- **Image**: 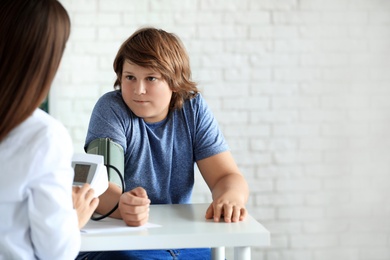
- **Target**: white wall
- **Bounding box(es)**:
[55,0,390,259]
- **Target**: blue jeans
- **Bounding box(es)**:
[76,248,211,260]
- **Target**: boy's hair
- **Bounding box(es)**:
[0,0,70,142]
[113,27,199,110]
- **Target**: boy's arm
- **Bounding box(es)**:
[96,183,150,226]
[95,182,123,219]
[197,151,249,223]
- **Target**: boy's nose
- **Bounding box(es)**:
[134,81,146,95]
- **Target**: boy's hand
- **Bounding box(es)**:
[119,187,151,226]
[205,193,247,223]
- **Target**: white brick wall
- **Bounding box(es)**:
[54,0,390,259]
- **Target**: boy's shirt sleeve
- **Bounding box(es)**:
[85,91,129,152]
[191,94,229,161]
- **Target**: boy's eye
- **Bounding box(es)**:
[125,75,135,80]
[147,77,156,81]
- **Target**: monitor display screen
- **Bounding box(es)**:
[73,164,91,183]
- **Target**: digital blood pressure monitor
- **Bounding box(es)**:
[72,153,108,197]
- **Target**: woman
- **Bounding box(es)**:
[0,1,98,259]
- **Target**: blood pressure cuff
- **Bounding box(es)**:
[86,138,124,188]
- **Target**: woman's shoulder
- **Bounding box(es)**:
[3,109,72,156]
[32,109,72,145]
[31,109,69,137]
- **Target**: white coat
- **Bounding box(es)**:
[0,109,80,259]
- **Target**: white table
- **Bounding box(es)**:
[81,203,270,260]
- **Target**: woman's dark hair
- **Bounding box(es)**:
[0,0,71,141]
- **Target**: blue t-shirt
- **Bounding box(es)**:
[85,90,228,204]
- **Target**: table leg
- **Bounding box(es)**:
[211,247,225,260]
[234,246,251,260]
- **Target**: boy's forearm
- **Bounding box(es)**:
[95,182,123,219]
[211,173,249,203]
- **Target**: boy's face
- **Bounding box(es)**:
[121,61,173,123]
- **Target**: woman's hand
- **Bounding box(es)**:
[72,184,99,229]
